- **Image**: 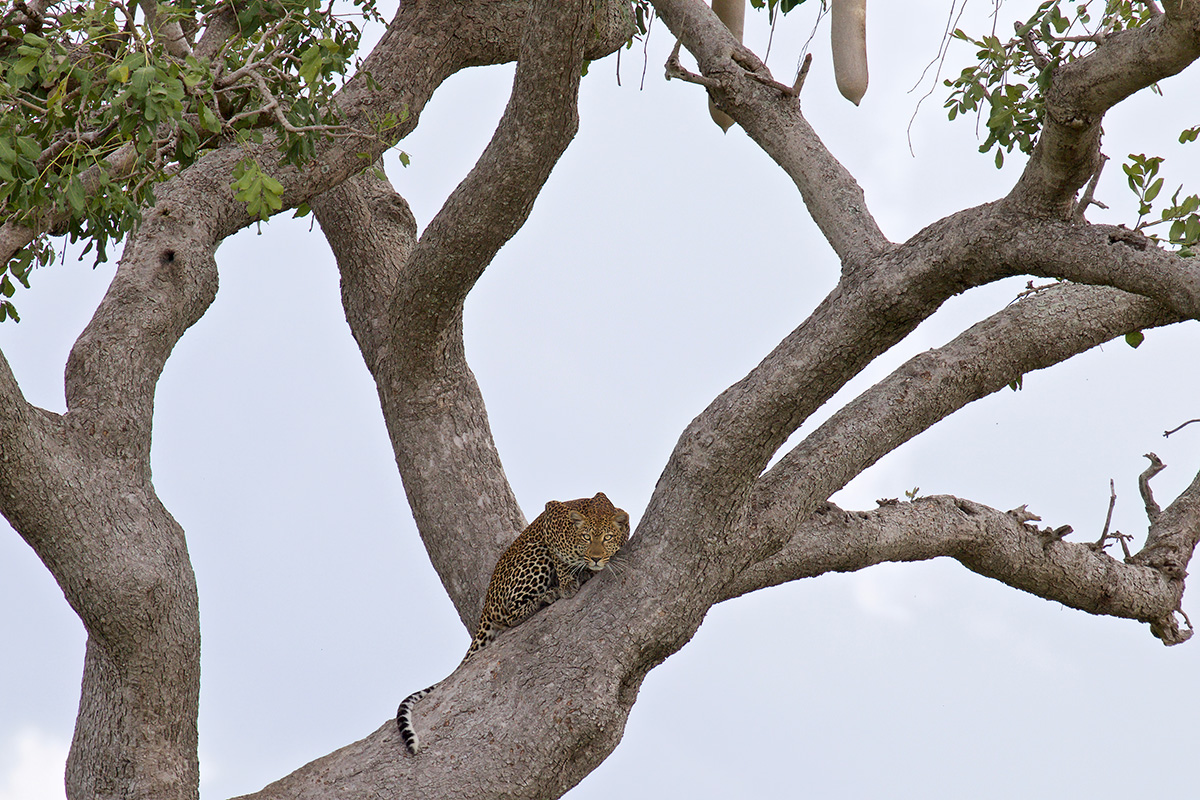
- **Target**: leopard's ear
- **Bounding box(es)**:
[569,510,586,528]
[615,511,630,529]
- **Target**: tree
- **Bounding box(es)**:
[2,0,1200,798]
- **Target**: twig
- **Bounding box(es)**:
[1040,524,1074,547]
[1139,452,1166,524]
[1008,278,1060,305]
[1017,22,1050,70]
[1164,419,1200,437]
[1007,504,1040,524]
[1073,153,1109,220]
[639,11,653,91]
[664,40,801,98]
[1048,32,1107,44]
[1089,479,1133,557]
[1101,479,1117,540]
[664,40,719,89]
[794,52,812,95]
[744,68,800,97]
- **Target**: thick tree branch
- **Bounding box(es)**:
[194,4,238,61]
[1131,462,1200,582]
[137,0,193,59]
[725,497,1188,643]
[311,168,526,630]
[0,4,631,800]
[3,348,203,800]
[388,0,597,380]
[1007,0,1200,215]
[652,0,890,264]
[752,282,1179,543]
[227,7,645,793]
[992,220,1200,320]
[318,0,613,627]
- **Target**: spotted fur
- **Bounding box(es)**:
[396,492,630,755]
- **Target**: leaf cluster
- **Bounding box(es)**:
[943,0,1157,168]
[0,0,381,321]
[1124,151,1200,256]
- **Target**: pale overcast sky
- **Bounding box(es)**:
[3,2,1200,798]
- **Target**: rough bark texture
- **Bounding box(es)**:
[2,0,1200,799]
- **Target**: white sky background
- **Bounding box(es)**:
[3,1,1200,798]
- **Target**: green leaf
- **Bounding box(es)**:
[64,178,86,215]
[995,148,1004,169]
[16,136,41,161]
[199,104,221,133]
[0,137,15,164]
[13,55,39,76]
[131,65,155,97]
[1186,216,1200,243]
[0,276,14,298]
[260,173,284,196]
[1144,177,1164,202]
[1125,330,1144,349]
[298,44,323,86]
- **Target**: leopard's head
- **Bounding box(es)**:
[546,492,630,572]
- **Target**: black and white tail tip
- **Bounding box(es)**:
[397,686,433,755]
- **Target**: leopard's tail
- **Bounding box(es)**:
[397,684,436,755]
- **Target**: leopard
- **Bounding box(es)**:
[396,491,630,755]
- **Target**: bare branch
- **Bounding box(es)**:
[318,0,628,624]
[664,40,720,88]
[311,166,525,629]
[387,0,601,381]
[1140,452,1168,523]
[991,217,1200,321]
[1072,153,1109,220]
[1099,479,1119,542]
[1165,418,1200,437]
[1130,460,1200,576]
[751,282,1179,540]
[651,0,890,263]
[725,497,1187,643]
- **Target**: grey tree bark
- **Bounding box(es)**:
[2,0,1199,799]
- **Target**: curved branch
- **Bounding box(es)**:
[311,168,525,630]
[1131,465,1200,582]
[752,282,1180,535]
[726,496,1188,642]
[388,1,597,376]
[994,220,1200,320]
[315,0,625,625]
[1007,0,1200,215]
[652,0,890,264]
